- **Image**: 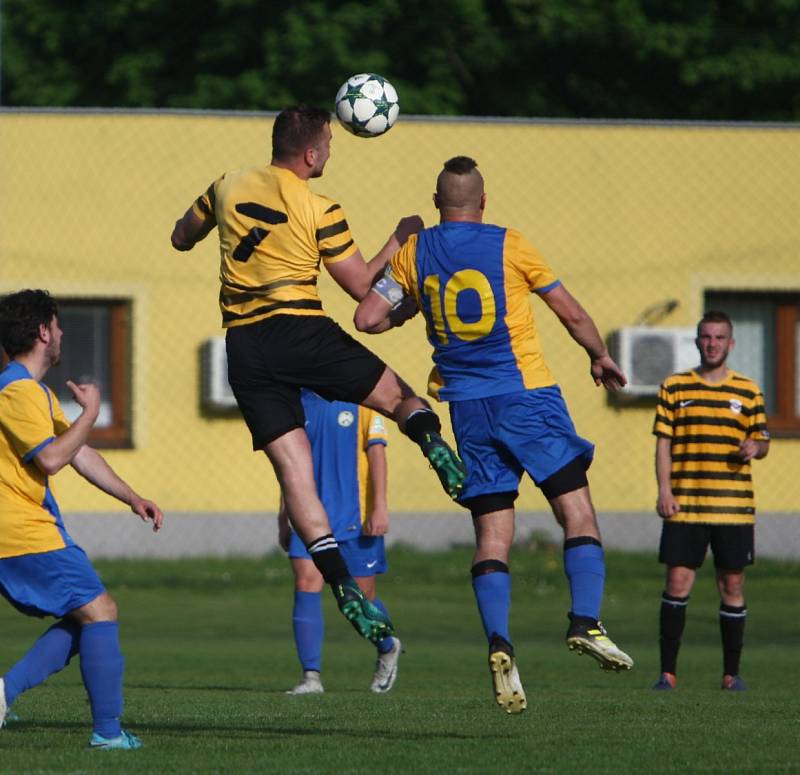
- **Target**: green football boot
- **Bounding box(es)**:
[334,578,394,644]
[421,432,466,500]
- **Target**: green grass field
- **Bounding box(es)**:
[1,542,799,774]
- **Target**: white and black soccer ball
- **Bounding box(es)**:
[335,73,399,138]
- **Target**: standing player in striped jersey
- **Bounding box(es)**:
[171,106,464,651]
[355,156,634,715]
[652,311,769,692]
[278,390,401,695]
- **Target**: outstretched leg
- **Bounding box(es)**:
[361,367,465,500]
[266,429,392,644]
[549,479,633,672]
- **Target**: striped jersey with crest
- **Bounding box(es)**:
[653,369,769,525]
[191,165,359,328]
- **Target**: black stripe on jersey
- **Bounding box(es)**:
[672,452,740,463]
[222,299,323,322]
[324,203,341,214]
[672,415,747,431]
[657,398,758,418]
[316,220,349,241]
[222,278,317,293]
[671,433,744,446]
[672,487,754,499]
[320,239,354,258]
[678,504,755,515]
[235,202,289,225]
[196,191,213,216]
[221,278,317,298]
[663,381,757,400]
[671,470,751,481]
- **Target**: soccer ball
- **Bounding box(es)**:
[335,73,399,138]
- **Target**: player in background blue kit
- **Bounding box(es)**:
[278,390,401,694]
[356,157,633,714]
[0,290,164,749]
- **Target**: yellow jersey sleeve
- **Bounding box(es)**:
[0,380,59,462]
[317,202,358,266]
[508,230,558,292]
[365,409,388,448]
[653,380,675,437]
[388,235,420,301]
[191,178,219,226]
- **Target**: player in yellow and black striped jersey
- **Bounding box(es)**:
[171,106,465,651]
[652,311,769,693]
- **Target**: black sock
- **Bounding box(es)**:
[660,592,689,674]
[306,534,350,585]
[403,409,441,447]
[720,602,746,676]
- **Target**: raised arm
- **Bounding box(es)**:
[34,381,100,476]
[326,215,423,301]
[539,284,627,391]
[171,206,217,252]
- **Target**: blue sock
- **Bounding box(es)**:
[293,591,324,672]
[79,622,124,739]
[372,598,394,654]
[3,619,81,706]
[564,538,605,620]
[471,561,512,644]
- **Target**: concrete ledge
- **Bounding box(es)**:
[61,511,800,561]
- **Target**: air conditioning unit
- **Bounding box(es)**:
[200,337,238,410]
[608,327,697,397]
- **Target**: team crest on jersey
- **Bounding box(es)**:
[729,399,743,414]
[338,410,355,427]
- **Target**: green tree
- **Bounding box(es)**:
[2,0,800,120]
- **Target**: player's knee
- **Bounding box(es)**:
[75,592,118,624]
[540,457,589,501]
[463,492,517,519]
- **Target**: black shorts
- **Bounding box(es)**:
[658,521,755,570]
[225,315,386,449]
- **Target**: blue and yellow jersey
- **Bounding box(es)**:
[389,222,560,401]
[653,369,770,525]
[301,390,387,541]
[0,361,74,558]
[192,165,359,328]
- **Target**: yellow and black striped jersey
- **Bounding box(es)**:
[191,165,359,328]
[653,369,769,525]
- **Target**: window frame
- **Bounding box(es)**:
[706,290,800,437]
[54,298,133,449]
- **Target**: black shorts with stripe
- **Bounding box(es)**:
[658,521,754,570]
[225,315,386,449]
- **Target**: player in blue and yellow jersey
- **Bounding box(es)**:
[356,156,633,714]
[171,106,463,650]
[652,311,769,693]
[278,390,401,695]
[0,289,163,749]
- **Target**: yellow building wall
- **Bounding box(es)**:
[1,112,798,513]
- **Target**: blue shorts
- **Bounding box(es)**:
[450,385,595,502]
[288,532,388,576]
[0,545,106,618]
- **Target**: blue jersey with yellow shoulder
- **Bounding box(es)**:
[0,361,75,559]
[389,222,560,401]
[301,389,387,541]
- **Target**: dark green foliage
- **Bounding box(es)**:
[2,0,800,119]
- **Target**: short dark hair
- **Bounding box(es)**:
[442,156,479,175]
[698,309,733,336]
[272,105,331,161]
[0,289,59,358]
